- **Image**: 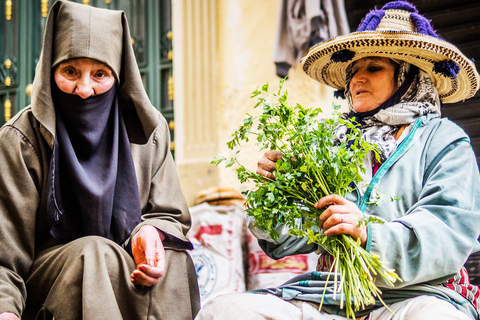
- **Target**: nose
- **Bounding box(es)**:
[351,69,367,84]
[74,75,95,99]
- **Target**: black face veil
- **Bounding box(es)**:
[46,80,141,244]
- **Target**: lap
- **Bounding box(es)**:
[196,292,345,320]
[24,236,140,319]
[196,292,472,320]
[24,236,200,320]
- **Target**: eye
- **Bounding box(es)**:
[94,69,113,80]
[64,67,76,76]
[368,66,382,72]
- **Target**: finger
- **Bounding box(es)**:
[257,156,277,173]
[256,167,275,180]
[265,150,282,162]
[317,194,350,228]
[133,268,161,286]
[130,267,162,287]
[323,220,352,237]
[320,212,344,233]
[131,271,157,287]
[319,204,350,222]
[319,202,358,235]
[323,211,359,234]
[138,264,164,278]
[315,194,346,210]
[323,218,365,242]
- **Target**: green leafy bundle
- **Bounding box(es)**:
[212,79,401,319]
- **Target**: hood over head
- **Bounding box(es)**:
[31,0,160,147]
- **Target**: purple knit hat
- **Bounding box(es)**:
[301,1,479,103]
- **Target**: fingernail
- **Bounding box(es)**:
[149,259,155,267]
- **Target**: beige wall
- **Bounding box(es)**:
[173,0,343,206]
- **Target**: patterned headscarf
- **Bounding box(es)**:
[336,59,441,163]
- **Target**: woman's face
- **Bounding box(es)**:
[54,58,116,99]
[349,57,397,113]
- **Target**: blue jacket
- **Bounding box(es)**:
[248,115,480,318]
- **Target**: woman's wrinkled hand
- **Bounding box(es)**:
[130,225,166,287]
[256,150,282,180]
[315,194,367,247]
[0,312,20,320]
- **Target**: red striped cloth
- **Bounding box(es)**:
[443,267,480,313]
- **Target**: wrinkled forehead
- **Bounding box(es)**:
[55,58,112,70]
[52,2,123,79]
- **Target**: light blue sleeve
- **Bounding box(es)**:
[246,213,319,259]
[369,137,480,288]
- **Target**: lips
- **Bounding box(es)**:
[354,89,369,96]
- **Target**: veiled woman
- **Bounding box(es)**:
[0,1,199,319]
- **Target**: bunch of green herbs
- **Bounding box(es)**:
[212,79,401,319]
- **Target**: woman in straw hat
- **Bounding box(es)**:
[196,1,480,319]
[0,1,200,319]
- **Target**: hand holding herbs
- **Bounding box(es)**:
[212,79,401,319]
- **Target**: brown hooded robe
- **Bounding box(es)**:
[0,1,200,319]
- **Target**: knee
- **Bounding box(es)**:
[61,236,133,268]
[65,235,117,253]
[392,296,471,320]
[196,293,249,319]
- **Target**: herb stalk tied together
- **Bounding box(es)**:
[212,79,401,319]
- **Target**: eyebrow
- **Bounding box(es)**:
[59,60,109,69]
[352,58,392,69]
[364,57,392,64]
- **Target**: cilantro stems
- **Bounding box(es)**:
[212,79,401,319]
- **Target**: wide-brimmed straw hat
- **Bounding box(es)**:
[301,1,480,104]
